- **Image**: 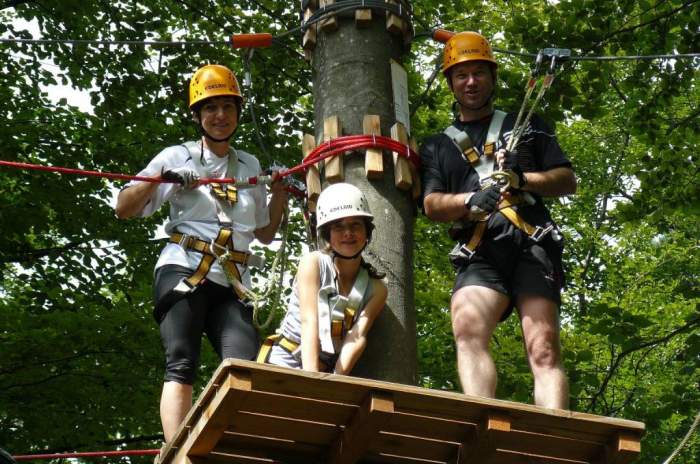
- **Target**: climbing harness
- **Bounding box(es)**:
[256,263,369,370]
[444,47,571,267]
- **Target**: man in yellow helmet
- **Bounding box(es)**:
[115,64,287,441]
[420,32,576,409]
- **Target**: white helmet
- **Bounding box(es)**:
[316,183,373,228]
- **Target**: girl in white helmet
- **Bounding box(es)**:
[259,183,387,374]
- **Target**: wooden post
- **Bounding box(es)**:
[319,0,337,31]
[303,133,321,211]
[409,138,421,200]
[385,0,406,35]
[323,115,343,183]
[356,7,372,28]
[390,122,413,190]
[302,7,317,60]
[363,114,384,180]
[311,2,416,384]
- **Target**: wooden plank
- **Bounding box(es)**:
[390,122,413,190]
[330,391,395,464]
[302,8,317,52]
[227,411,339,445]
[496,427,602,462]
[159,362,237,464]
[373,431,459,462]
[323,115,343,183]
[460,411,511,464]
[409,138,421,200]
[236,389,357,425]
[319,0,338,32]
[386,411,476,444]
[355,8,372,27]
[302,133,321,211]
[494,449,589,464]
[363,114,384,180]
[216,433,322,462]
[385,0,405,35]
[179,369,252,457]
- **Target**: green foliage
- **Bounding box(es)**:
[1,1,698,463]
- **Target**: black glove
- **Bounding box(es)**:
[161,167,200,189]
[466,185,501,216]
[501,149,527,189]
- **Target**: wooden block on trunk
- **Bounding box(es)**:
[390,122,412,190]
[302,133,320,211]
[302,8,317,52]
[355,8,372,27]
[363,115,383,180]
[319,0,338,32]
[385,0,406,35]
[409,138,421,199]
[323,115,343,183]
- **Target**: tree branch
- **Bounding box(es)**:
[598,0,700,46]
[666,106,700,135]
[587,317,700,412]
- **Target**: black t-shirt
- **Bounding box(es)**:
[420,112,572,240]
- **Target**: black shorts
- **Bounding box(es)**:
[154,265,259,384]
[453,236,564,321]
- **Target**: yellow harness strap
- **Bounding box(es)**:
[256,333,333,372]
[257,334,299,363]
[210,182,238,205]
[460,194,549,257]
[460,221,488,256]
[498,197,538,236]
[169,230,247,298]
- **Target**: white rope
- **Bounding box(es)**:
[661,409,700,464]
[249,205,291,330]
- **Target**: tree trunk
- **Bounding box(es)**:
[311,4,416,384]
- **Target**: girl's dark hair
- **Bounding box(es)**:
[361,259,386,280]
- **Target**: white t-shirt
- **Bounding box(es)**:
[128,141,270,288]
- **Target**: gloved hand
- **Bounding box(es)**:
[466,185,501,216]
[161,167,200,189]
[499,148,527,189]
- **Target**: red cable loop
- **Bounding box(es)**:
[0,135,418,198]
[13,449,160,461]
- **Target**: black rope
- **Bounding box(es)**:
[3,35,696,62]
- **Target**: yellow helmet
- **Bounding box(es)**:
[442,31,497,75]
[188,64,243,110]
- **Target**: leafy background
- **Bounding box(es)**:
[0,1,698,462]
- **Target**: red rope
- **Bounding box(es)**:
[0,135,419,193]
[12,449,160,461]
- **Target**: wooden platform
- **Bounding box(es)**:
[157,359,644,464]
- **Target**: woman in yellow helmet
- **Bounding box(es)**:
[115,64,287,442]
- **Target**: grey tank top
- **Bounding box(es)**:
[278,252,374,354]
